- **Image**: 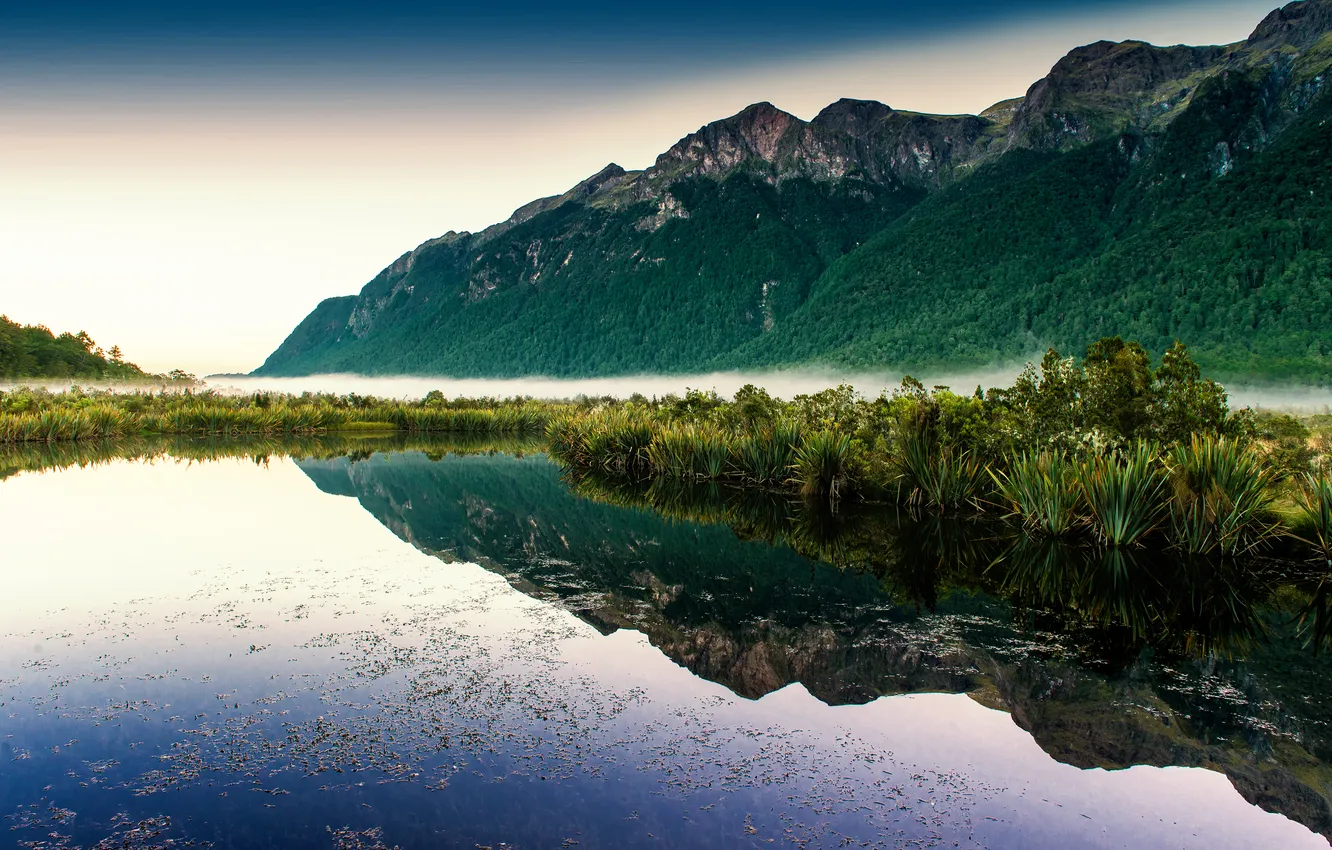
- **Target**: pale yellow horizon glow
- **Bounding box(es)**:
[0,0,1278,375]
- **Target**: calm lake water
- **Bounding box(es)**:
[2,438,1330,848]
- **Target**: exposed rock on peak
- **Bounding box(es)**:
[1005,39,1230,149]
[810,98,897,132]
[571,162,630,198]
[477,162,636,242]
[1044,40,1226,99]
[1248,0,1332,48]
[979,97,1024,126]
[653,101,805,178]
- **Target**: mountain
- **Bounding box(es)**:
[257,0,1332,381]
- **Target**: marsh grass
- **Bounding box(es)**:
[0,393,552,443]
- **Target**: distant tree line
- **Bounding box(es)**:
[0,315,155,380]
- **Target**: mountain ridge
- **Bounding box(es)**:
[256,0,1332,381]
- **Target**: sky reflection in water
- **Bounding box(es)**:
[0,453,1326,849]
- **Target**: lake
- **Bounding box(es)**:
[1,436,1329,848]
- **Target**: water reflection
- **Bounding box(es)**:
[296,445,1332,838]
[2,436,1331,846]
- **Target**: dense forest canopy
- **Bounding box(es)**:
[0,315,164,380]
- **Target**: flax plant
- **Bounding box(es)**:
[791,429,851,501]
[1075,442,1168,547]
[990,452,1082,537]
[1166,435,1280,557]
[895,435,987,513]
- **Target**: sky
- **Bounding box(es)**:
[0,0,1287,375]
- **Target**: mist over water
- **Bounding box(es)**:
[206,367,1031,402]
[212,370,1332,412]
[6,369,1329,412]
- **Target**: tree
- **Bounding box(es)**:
[1081,337,1152,439]
[1150,341,1229,444]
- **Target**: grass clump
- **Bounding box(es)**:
[733,422,801,486]
[1292,473,1332,564]
[895,436,987,514]
[1166,435,1280,557]
[792,430,851,500]
[1076,442,1168,548]
[991,452,1081,537]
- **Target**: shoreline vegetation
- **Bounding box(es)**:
[0,315,198,384]
[4,337,1332,565]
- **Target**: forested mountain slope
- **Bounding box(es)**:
[257,0,1332,381]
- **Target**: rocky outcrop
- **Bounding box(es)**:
[1248,0,1332,49]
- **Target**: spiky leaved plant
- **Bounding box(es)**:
[1075,442,1168,547]
[1166,435,1279,557]
[990,452,1082,537]
[1294,473,1332,566]
[895,435,987,514]
[733,421,801,486]
[792,429,851,502]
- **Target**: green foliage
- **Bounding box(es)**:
[1294,473,1332,563]
[0,315,156,381]
[733,422,801,486]
[991,452,1082,537]
[893,435,988,513]
[791,430,851,500]
[1166,435,1281,557]
[1076,443,1169,547]
[992,338,1234,451]
[0,388,556,443]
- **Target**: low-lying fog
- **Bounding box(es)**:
[207,368,1022,403]
[6,369,1330,413]
[215,370,1332,413]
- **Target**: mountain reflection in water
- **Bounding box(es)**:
[2,435,1330,848]
[297,445,1332,838]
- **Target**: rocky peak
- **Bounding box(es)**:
[1052,41,1225,96]
[1248,0,1332,49]
[810,98,897,134]
[569,163,629,199]
[652,101,806,177]
[1004,39,1229,149]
